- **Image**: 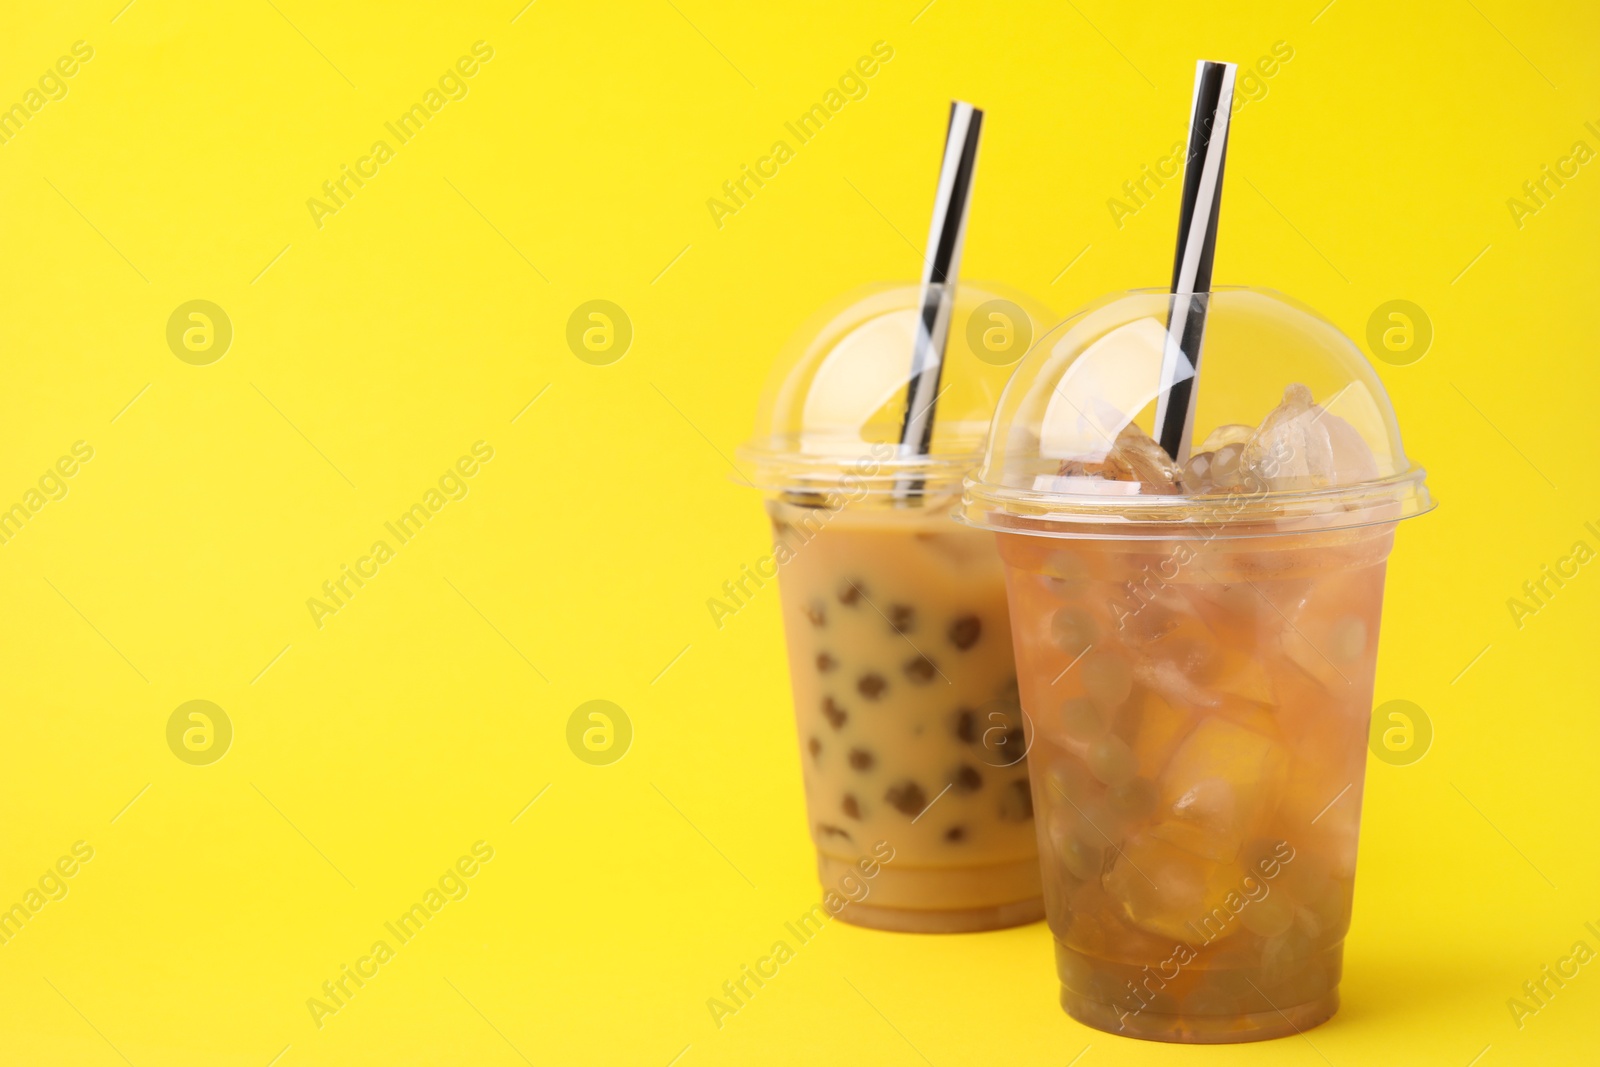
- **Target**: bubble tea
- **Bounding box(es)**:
[741,283,1055,932]
[962,289,1433,1039]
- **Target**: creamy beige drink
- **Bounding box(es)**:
[769,495,1040,931]
[740,279,1054,933]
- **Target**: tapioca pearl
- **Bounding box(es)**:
[1107,777,1158,820]
[841,794,862,820]
[889,604,916,634]
[884,780,927,816]
[816,823,853,841]
[1045,763,1093,807]
[1259,928,1314,986]
[1292,903,1327,944]
[807,737,822,762]
[1276,845,1333,902]
[1329,616,1367,661]
[857,673,887,700]
[1060,697,1108,741]
[1082,651,1133,712]
[952,707,978,744]
[902,655,937,684]
[848,747,875,771]
[1086,735,1136,787]
[944,825,967,843]
[948,614,981,650]
[816,652,837,673]
[998,779,1033,821]
[1239,837,1294,882]
[1296,881,1353,946]
[1238,889,1296,937]
[1058,832,1105,881]
[837,578,866,605]
[822,697,848,730]
[950,764,983,794]
[1050,606,1097,655]
[805,601,827,627]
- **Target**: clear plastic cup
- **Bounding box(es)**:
[961,288,1433,1039]
[741,282,1056,932]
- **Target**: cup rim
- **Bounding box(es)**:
[959,465,1435,540]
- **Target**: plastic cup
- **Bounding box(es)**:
[741,282,1056,932]
[961,288,1433,1039]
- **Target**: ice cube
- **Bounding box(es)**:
[1208,648,1277,706]
[1275,586,1371,691]
[1179,586,1257,650]
[1242,384,1380,491]
[1119,605,1234,716]
[1103,833,1245,942]
[1135,659,1222,709]
[1117,590,1218,667]
[1181,450,1215,491]
[1210,695,1279,738]
[1120,689,1195,779]
[1180,425,1254,494]
[1048,810,1106,881]
[1198,423,1255,452]
[1280,629,1346,689]
[1180,441,1248,494]
[1086,735,1137,787]
[1107,777,1160,821]
[1150,717,1288,862]
[1058,422,1180,495]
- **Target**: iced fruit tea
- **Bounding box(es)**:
[1000,522,1390,1041]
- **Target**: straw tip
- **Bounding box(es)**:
[951,99,984,117]
[1196,58,1239,75]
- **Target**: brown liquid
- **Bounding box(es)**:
[769,497,1042,932]
[998,525,1391,1040]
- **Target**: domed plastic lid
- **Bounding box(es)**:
[962,287,1434,538]
[740,282,1056,495]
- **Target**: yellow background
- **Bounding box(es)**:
[0,0,1595,1063]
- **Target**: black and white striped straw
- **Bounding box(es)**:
[1155,60,1237,465]
[895,100,983,499]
